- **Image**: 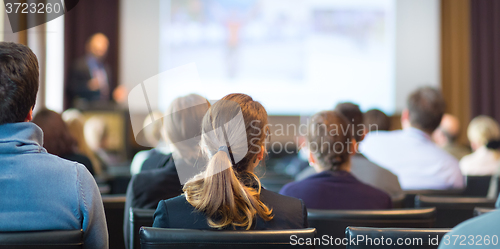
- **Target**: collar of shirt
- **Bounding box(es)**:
[403,127,432,142]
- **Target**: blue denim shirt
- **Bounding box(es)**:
[0,122,108,249]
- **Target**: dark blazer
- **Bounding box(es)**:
[67,56,112,104]
[123,153,182,249]
[62,153,95,175]
[153,187,308,230]
[280,170,392,210]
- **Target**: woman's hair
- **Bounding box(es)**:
[32,109,76,157]
[307,110,353,171]
[467,115,500,148]
[183,93,273,230]
[62,109,102,175]
[162,94,211,162]
[84,116,108,151]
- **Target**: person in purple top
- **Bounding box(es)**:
[280,110,392,210]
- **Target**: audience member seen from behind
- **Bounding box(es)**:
[123,94,209,248]
[129,111,169,175]
[295,103,403,199]
[153,93,308,230]
[32,109,95,175]
[84,116,118,168]
[0,42,107,248]
[432,114,471,160]
[438,193,500,249]
[336,103,403,200]
[280,110,392,210]
[361,87,464,190]
[459,116,500,176]
[364,109,391,132]
[63,109,103,176]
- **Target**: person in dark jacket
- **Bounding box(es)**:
[123,94,209,249]
[280,110,392,210]
[152,94,308,231]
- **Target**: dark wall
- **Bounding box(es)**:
[470,0,500,121]
[64,0,120,109]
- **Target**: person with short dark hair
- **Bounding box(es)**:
[335,103,404,199]
[361,87,464,190]
[0,42,107,249]
[364,109,391,132]
[280,110,392,210]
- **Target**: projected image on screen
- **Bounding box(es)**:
[159,0,395,115]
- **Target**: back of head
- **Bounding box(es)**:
[32,109,75,156]
[307,110,353,171]
[364,109,390,132]
[163,94,210,160]
[334,102,364,141]
[183,93,272,230]
[0,42,39,125]
[407,87,446,133]
[436,114,461,144]
[84,116,107,151]
[63,109,102,175]
[467,115,500,149]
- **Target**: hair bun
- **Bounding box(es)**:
[486,139,500,150]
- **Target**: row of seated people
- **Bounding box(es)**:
[1,42,499,249]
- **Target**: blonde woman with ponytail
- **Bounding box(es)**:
[153,93,308,230]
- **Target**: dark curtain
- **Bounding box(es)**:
[64,0,120,109]
[470,0,500,121]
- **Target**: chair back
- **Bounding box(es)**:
[414,195,496,228]
[462,176,492,197]
[345,227,450,249]
[473,207,496,216]
[129,208,155,249]
[392,194,406,209]
[402,189,464,208]
[308,208,436,248]
[139,227,316,249]
[102,194,126,249]
[0,230,83,249]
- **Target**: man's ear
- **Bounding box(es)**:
[24,107,33,122]
[401,109,410,129]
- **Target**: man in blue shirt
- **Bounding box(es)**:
[0,42,108,249]
[361,87,464,190]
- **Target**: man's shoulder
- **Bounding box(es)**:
[440,211,500,249]
[352,155,397,177]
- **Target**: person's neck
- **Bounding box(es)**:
[406,126,432,137]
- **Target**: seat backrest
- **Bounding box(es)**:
[130,208,155,249]
[0,230,83,249]
[307,208,436,248]
[345,227,450,249]
[414,195,496,228]
[139,227,317,249]
[392,194,406,209]
[462,176,492,197]
[473,207,496,216]
[402,189,464,208]
[102,194,126,249]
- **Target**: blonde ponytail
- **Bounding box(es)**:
[183,148,273,230]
